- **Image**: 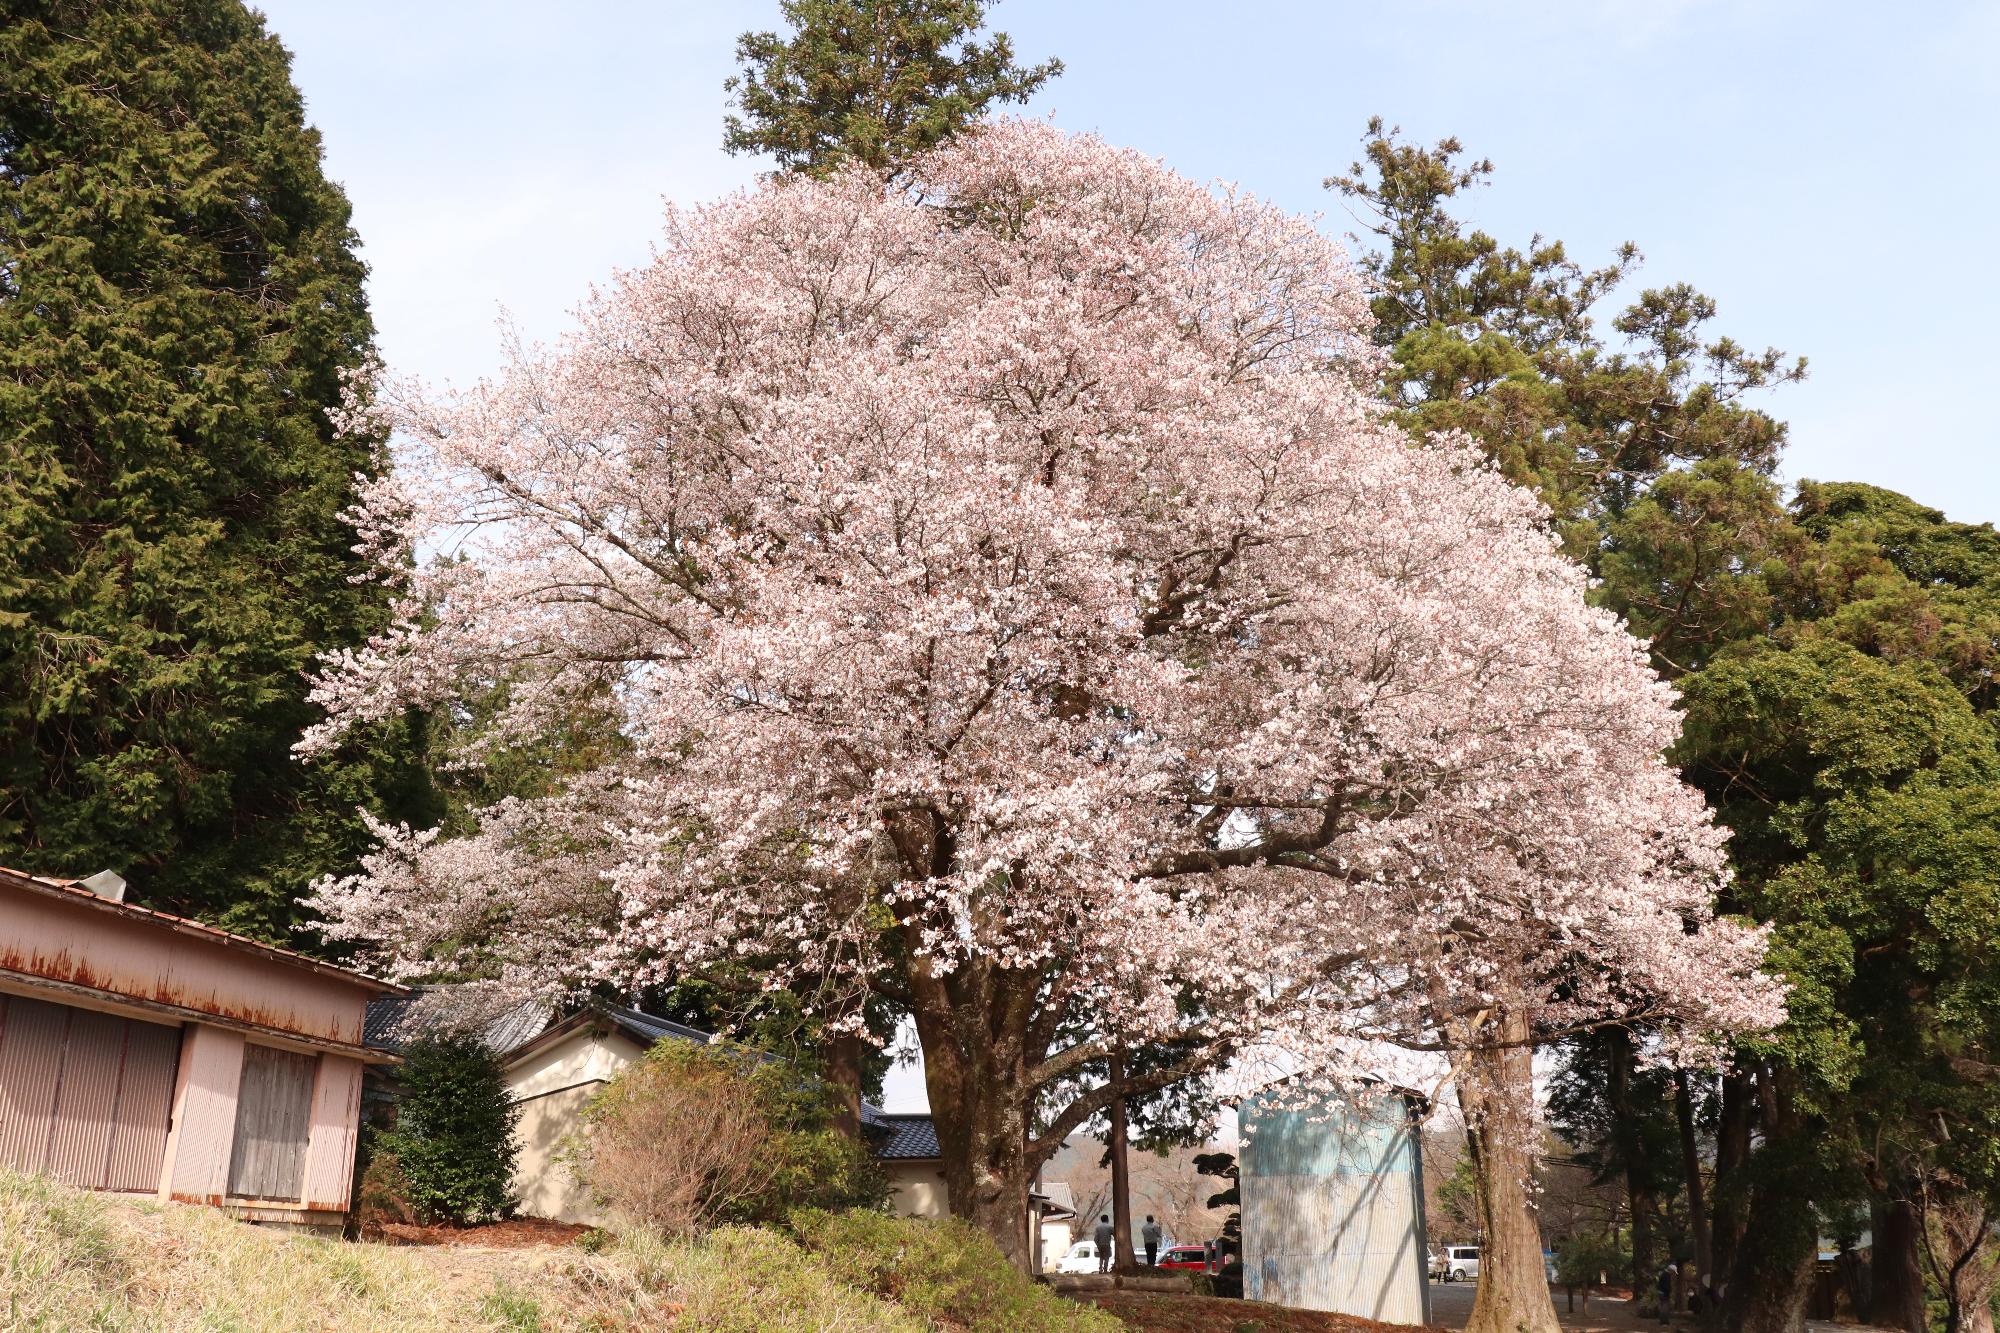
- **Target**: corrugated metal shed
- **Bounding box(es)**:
[1239,1087,1431,1325]
[0,864,397,1227]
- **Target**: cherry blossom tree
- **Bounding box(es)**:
[300,122,1781,1309]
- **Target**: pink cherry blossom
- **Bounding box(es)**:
[301,121,1781,1275]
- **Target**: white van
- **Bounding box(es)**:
[1436,1245,1480,1281]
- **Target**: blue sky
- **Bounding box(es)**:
[259,0,1998,528]
[253,0,1998,1111]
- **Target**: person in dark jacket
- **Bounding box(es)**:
[1094,1215,1115,1273]
[1656,1265,1674,1323]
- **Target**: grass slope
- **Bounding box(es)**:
[0,1171,1121,1332]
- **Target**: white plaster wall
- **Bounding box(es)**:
[884,1159,948,1219]
[505,1027,645,1223]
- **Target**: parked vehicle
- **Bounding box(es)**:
[1434,1245,1480,1281]
[1056,1240,1100,1274]
[1158,1244,1211,1271]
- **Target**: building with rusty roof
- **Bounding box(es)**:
[0,864,402,1230]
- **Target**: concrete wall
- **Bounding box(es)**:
[1240,1091,1429,1325]
[504,1025,646,1224]
[884,1159,948,1219]
[513,1081,607,1224]
[1040,1218,1074,1271]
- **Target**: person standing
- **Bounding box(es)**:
[1656,1265,1675,1323]
[1094,1214,1115,1274]
[1142,1215,1163,1267]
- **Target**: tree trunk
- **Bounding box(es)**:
[912,986,1036,1270]
[1108,1049,1137,1274]
[1458,1013,1560,1333]
[1718,1072,1817,1333]
[1608,1028,1655,1301]
[1928,1189,1998,1333]
[1710,1068,1753,1294]
[826,1030,866,1140]
[1675,1071,1713,1290]
[1870,1198,1927,1332]
[1631,1184,1656,1306]
[1723,1247,1816,1333]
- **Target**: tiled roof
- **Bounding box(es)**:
[600,1004,713,1047]
[363,987,555,1055]
[869,1112,941,1161]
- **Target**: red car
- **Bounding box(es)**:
[1158,1244,1211,1271]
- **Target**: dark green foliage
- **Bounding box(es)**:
[379,1035,520,1224]
[1328,117,1802,622]
[788,1209,1122,1332]
[1555,1231,1630,1290]
[1675,493,1999,1317]
[0,0,431,937]
[1191,1150,1239,1251]
[724,0,1059,176]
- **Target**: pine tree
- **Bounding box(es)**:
[0,0,431,938]
[1327,117,1804,603]
[724,0,1060,176]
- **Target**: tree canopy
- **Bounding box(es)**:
[0,0,430,936]
[724,0,1059,176]
[299,123,1776,1290]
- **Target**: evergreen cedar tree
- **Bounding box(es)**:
[300,122,1783,1292]
[0,0,431,937]
[724,0,1059,176]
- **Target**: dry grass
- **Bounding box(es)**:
[5,1171,1224,1333]
[0,1169,526,1332]
[0,1172,933,1332]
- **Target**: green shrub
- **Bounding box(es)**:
[378,1034,519,1224]
[789,1208,1124,1333]
[574,1041,883,1234]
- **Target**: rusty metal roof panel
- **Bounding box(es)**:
[0,866,405,994]
[0,868,398,1055]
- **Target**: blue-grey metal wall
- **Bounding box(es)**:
[1239,1088,1431,1324]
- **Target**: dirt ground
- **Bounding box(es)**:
[371,1216,595,1248]
[1428,1281,1664,1332]
[1081,1289,1433,1333]
[1425,1282,1894,1333]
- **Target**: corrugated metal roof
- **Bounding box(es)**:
[0,864,404,993]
